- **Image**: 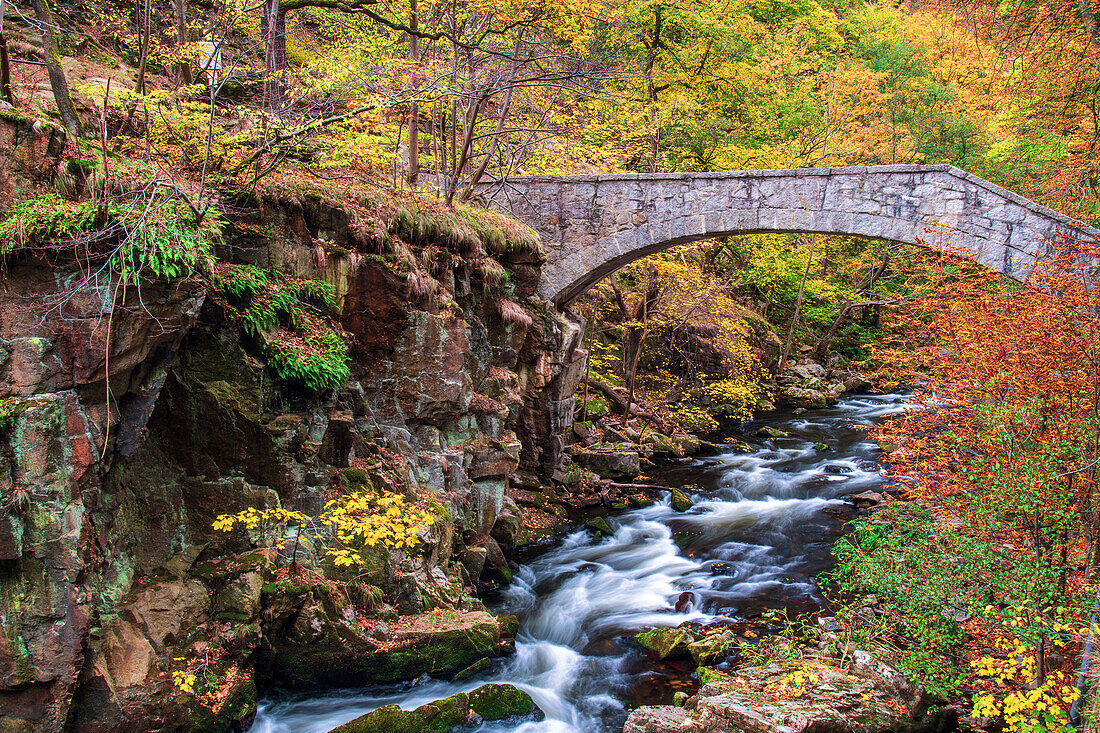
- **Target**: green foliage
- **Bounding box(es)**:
[214,264,350,393]
[112,198,220,283]
[266,331,351,392]
[0,398,24,432]
[0,194,96,254]
[0,193,217,283]
[830,505,992,695]
[218,265,269,301]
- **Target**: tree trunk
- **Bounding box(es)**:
[173,0,192,85]
[135,0,150,95]
[814,300,854,361]
[778,234,817,373]
[0,0,13,105]
[32,0,81,139]
[262,0,287,113]
[644,7,663,173]
[406,0,419,187]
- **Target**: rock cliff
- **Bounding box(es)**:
[0,117,586,731]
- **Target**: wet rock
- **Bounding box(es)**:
[265,610,508,689]
[835,370,873,393]
[755,426,787,439]
[687,631,735,665]
[635,627,694,659]
[670,489,694,512]
[451,657,491,681]
[775,385,835,409]
[585,516,613,535]
[331,683,538,732]
[468,683,537,719]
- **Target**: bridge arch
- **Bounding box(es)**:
[475,164,1098,306]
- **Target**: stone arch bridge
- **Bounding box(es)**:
[474,164,1099,306]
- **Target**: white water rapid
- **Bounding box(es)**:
[248,394,906,733]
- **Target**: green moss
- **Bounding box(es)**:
[469,684,535,720]
[339,468,371,489]
[332,694,469,733]
[635,627,693,659]
[66,158,99,176]
[697,666,732,686]
[261,581,310,597]
[585,516,613,535]
[0,397,25,432]
[670,489,694,512]
[332,684,534,733]
[452,656,491,681]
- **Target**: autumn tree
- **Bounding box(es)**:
[847,238,1100,712]
[577,246,763,432]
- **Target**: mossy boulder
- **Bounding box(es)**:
[451,656,491,681]
[585,516,613,535]
[331,684,537,733]
[673,433,702,456]
[687,631,735,665]
[644,432,682,456]
[573,449,641,479]
[468,683,536,719]
[265,610,506,689]
[670,489,694,512]
[635,626,694,659]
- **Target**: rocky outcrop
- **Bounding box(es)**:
[0,119,585,731]
[624,658,948,733]
[0,264,206,730]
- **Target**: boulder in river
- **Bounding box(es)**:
[635,626,694,659]
[670,489,694,512]
[264,610,508,689]
[331,683,540,732]
[775,385,835,408]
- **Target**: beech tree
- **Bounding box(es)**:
[30,0,81,138]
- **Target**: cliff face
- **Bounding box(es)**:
[0,118,586,731]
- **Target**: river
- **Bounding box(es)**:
[248,393,906,733]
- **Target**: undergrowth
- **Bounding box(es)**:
[0,193,218,283]
[828,504,991,696]
[215,263,349,392]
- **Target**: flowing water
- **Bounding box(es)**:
[248,393,907,733]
